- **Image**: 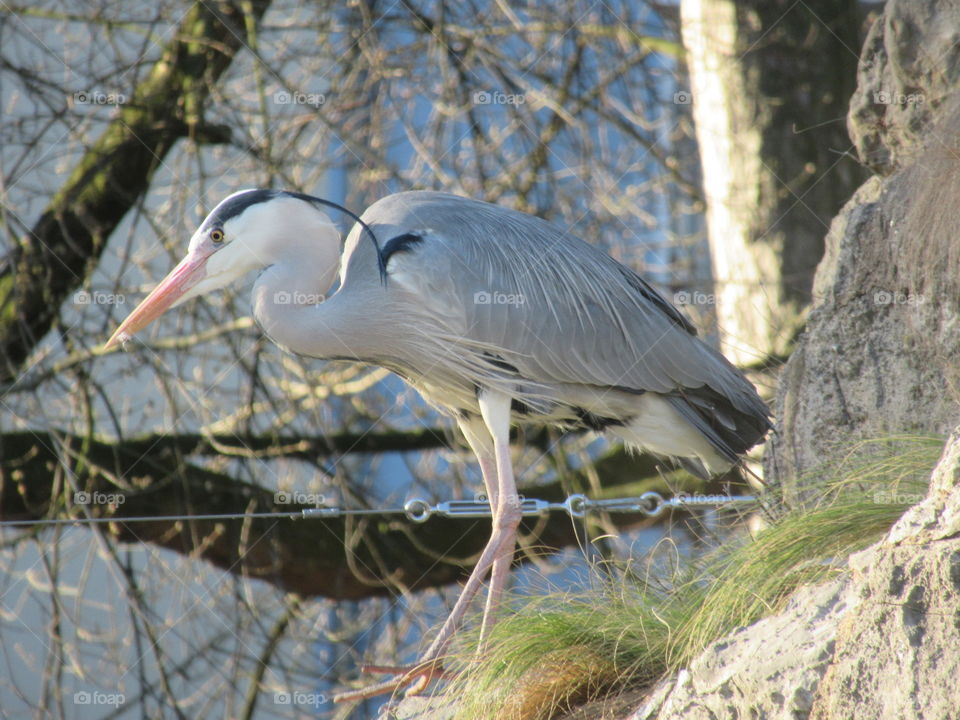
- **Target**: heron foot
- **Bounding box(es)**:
[332,658,451,703]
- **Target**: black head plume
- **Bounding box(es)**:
[283,191,387,283]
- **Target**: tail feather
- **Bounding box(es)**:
[666,386,772,465]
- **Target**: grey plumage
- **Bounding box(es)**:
[325,191,770,475]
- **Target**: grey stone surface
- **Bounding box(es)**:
[632,580,849,720]
[766,0,960,489]
[379,694,456,720]
[810,430,960,720]
[849,0,960,174]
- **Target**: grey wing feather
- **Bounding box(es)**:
[348,191,770,454]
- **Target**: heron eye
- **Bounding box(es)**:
[210,229,225,244]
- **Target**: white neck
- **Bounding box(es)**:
[251,245,378,360]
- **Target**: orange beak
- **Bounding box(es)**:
[103,250,209,350]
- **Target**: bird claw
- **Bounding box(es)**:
[332,658,451,703]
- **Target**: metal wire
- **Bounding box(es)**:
[0,492,757,528]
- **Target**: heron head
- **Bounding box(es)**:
[104,189,340,350]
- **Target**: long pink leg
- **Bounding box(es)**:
[461,414,500,510]
[418,391,518,658]
[477,391,521,647]
[334,394,517,704]
[414,415,500,662]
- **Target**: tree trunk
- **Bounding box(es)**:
[680,0,863,366]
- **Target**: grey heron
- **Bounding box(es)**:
[105,189,771,698]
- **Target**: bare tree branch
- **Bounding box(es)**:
[0,0,272,383]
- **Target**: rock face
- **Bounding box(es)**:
[632,579,848,720]
[766,0,960,488]
[636,429,960,720]
[810,435,960,720]
[848,0,960,175]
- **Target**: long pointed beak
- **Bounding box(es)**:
[104,251,209,350]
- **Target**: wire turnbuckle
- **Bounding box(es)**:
[3,492,757,528]
[302,491,757,524]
